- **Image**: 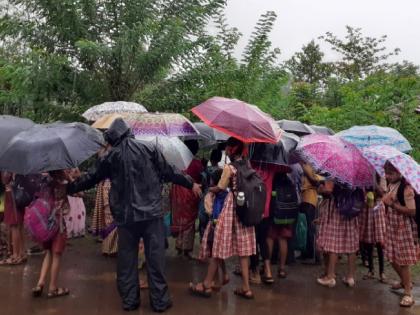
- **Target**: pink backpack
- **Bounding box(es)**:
[24,193,58,243]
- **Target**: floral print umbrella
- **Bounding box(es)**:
[83,101,148,121]
[362,145,420,194]
[292,134,374,188]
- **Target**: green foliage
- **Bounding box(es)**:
[136,11,290,119]
[286,40,332,84]
[320,26,400,81]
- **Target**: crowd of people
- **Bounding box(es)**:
[0,118,418,312]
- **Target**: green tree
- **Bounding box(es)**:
[137,11,289,118]
[285,40,332,84]
[0,0,225,120]
[320,26,400,81]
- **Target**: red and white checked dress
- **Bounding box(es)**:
[199,164,256,260]
[384,183,419,266]
[359,201,386,245]
[316,198,359,254]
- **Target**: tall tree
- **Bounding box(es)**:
[320,26,400,80]
[285,40,331,84]
[0,0,225,119]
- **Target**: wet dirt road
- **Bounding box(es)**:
[0,237,419,315]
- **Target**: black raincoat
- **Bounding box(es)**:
[68,118,193,225]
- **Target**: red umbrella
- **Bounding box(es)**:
[191,97,282,144]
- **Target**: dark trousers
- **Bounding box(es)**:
[300,202,317,260]
[250,218,270,271]
[364,242,385,274]
[117,218,170,311]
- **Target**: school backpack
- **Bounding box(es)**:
[397,183,420,238]
[24,191,58,243]
[212,191,228,221]
[231,160,266,227]
[335,187,365,219]
[271,174,299,225]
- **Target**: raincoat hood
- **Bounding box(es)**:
[104,118,132,146]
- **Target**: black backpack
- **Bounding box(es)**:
[397,182,420,238]
[335,187,364,219]
[271,174,299,225]
[231,160,266,227]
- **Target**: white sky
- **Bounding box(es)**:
[224,0,419,64]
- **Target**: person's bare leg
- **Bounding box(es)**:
[49,253,62,291]
[347,253,356,280]
[203,258,220,288]
[10,226,19,259]
[264,238,274,277]
[19,224,26,258]
[279,238,288,273]
[327,253,337,279]
[400,266,412,296]
[240,256,251,292]
[37,251,51,287]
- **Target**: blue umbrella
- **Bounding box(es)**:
[336,125,412,153]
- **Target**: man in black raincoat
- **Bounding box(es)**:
[68,118,201,312]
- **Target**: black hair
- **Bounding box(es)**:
[226,137,244,157]
[210,149,222,163]
[211,169,223,186]
[396,177,407,206]
[184,140,199,156]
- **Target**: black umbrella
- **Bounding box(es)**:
[250,132,300,166]
[0,122,104,175]
[309,125,335,135]
[183,122,229,148]
[0,115,35,155]
[277,119,313,136]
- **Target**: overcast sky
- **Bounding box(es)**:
[223,0,419,64]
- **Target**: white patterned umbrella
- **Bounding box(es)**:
[83,101,148,121]
[136,136,193,171]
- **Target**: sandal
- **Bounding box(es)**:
[363,272,375,280]
[47,288,70,298]
[0,257,24,266]
[379,273,387,284]
[32,284,44,298]
[342,277,356,288]
[234,288,254,300]
[189,282,212,298]
[278,270,287,279]
[390,282,404,291]
[262,275,274,285]
[400,295,415,307]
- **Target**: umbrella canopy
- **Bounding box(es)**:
[192,97,282,144]
[137,136,193,171]
[292,134,374,188]
[92,112,199,137]
[277,119,313,136]
[0,122,104,175]
[83,101,148,121]
[182,122,229,148]
[336,125,412,153]
[250,132,300,166]
[309,125,335,135]
[0,115,35,155]
[362,145,420,194]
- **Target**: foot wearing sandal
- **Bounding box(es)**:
[249,270,261,285]
[317,277,336,288]
[189,282,212,298]
[261,275,274,285]
[400,295,415,307]
[363,271,375,280]
[0,256,25,266]
[32,284,44,297]
[278,269,287,279]
[47,288,70,298]
[342,277,356,288]
[234,288,254,300]
[379,273,387,284]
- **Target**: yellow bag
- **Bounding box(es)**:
[0,193,4,213]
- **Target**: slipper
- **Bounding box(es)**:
[278,270,287,279]
[400,295,415,307]
[47,288,70,298]
[234,288,254,300]
[32,285,44,298]
[262,275,274,285]
[363,272,375,280]
[189,282,212,298]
